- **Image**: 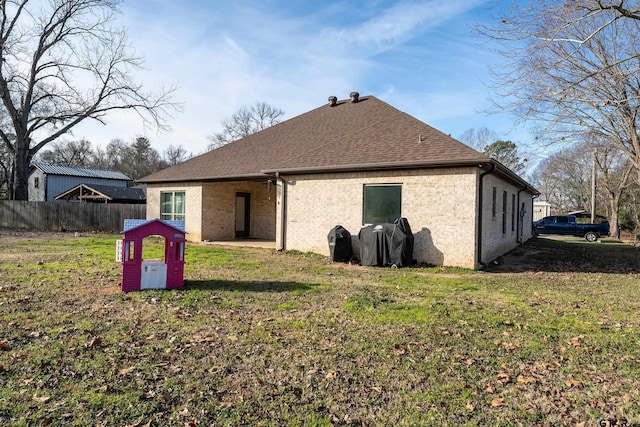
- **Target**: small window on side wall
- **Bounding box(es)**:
[161,191,186,221]
[492,187,497,220]
[363,184,401,224]
[34,177,39,189]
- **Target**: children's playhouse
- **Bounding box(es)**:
[117,219,186,292]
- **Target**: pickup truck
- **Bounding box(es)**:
[533,215,610,242]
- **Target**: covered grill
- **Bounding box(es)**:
[358,218,414,268]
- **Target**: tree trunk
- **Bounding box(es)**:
[13,143,31,201]
[608,195,621,239]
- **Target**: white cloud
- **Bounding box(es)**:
[66,0,527,157]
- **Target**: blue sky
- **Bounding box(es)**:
[72,0,535,160]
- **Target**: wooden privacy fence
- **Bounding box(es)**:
[0,201,146,232]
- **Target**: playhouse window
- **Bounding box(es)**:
[363,184,401,224]
[161,191,185,221]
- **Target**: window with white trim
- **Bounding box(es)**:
[161,191,185,221]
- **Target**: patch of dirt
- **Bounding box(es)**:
[484,234,640,274]
[0,228,113,242]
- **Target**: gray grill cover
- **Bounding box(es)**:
[358,218,414,267]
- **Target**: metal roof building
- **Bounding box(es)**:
[29,162,132,202]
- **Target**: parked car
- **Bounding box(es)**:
[533,215,610,242]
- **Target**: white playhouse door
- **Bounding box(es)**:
[140,261,167,290]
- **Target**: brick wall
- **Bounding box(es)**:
[480,174,534,264]
[201,181,276,241]
[282,168,479,269]
[147,181,276,242]
[146,183,203,241]
[147,169,535,269]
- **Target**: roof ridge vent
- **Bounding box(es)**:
[328,96,337,107]
[350,91,359,103]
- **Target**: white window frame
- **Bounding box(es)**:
[160,191,186,221]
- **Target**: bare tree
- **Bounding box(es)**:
[100,136,166,181]
[0,0,177,200]
[164,144,189,166]
[92,138,128,171]
[208,102,284,150]
[457,127,499,152]
[36,139,94,167]
[532,139,633,236]
[532,146,593,213]
[0,142,13,199]
[479,1,640,182]
[591,138,634,238]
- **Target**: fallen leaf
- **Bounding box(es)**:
[87,336,102,348]
[33,395,51,403]
[393,344,406,356]
[466,358,475,366]
[501,341,517,350]
[465,402,475,411]
[490,397,506,407]
[119,366,136,375]
[325,370,338,379]
[497,372,510,384]
[484,385,494,393]
[517,375,536,384]
[0,343,7,350]
[570,336,584,347]
[565,380,582,388]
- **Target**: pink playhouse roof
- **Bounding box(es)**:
[122,218,186,234]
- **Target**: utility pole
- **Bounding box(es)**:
[591,149,597,224]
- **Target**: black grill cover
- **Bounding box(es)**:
[328,225,353,262]
[358,218,414,268]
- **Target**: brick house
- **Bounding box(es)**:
[139,93,538,269]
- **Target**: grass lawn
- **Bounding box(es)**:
[0,232,639,426]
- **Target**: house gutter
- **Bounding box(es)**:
[477,162,496,268]
[275,172,286,251]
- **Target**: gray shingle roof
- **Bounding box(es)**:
[138,95,519,184]
[32,162,131,181]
